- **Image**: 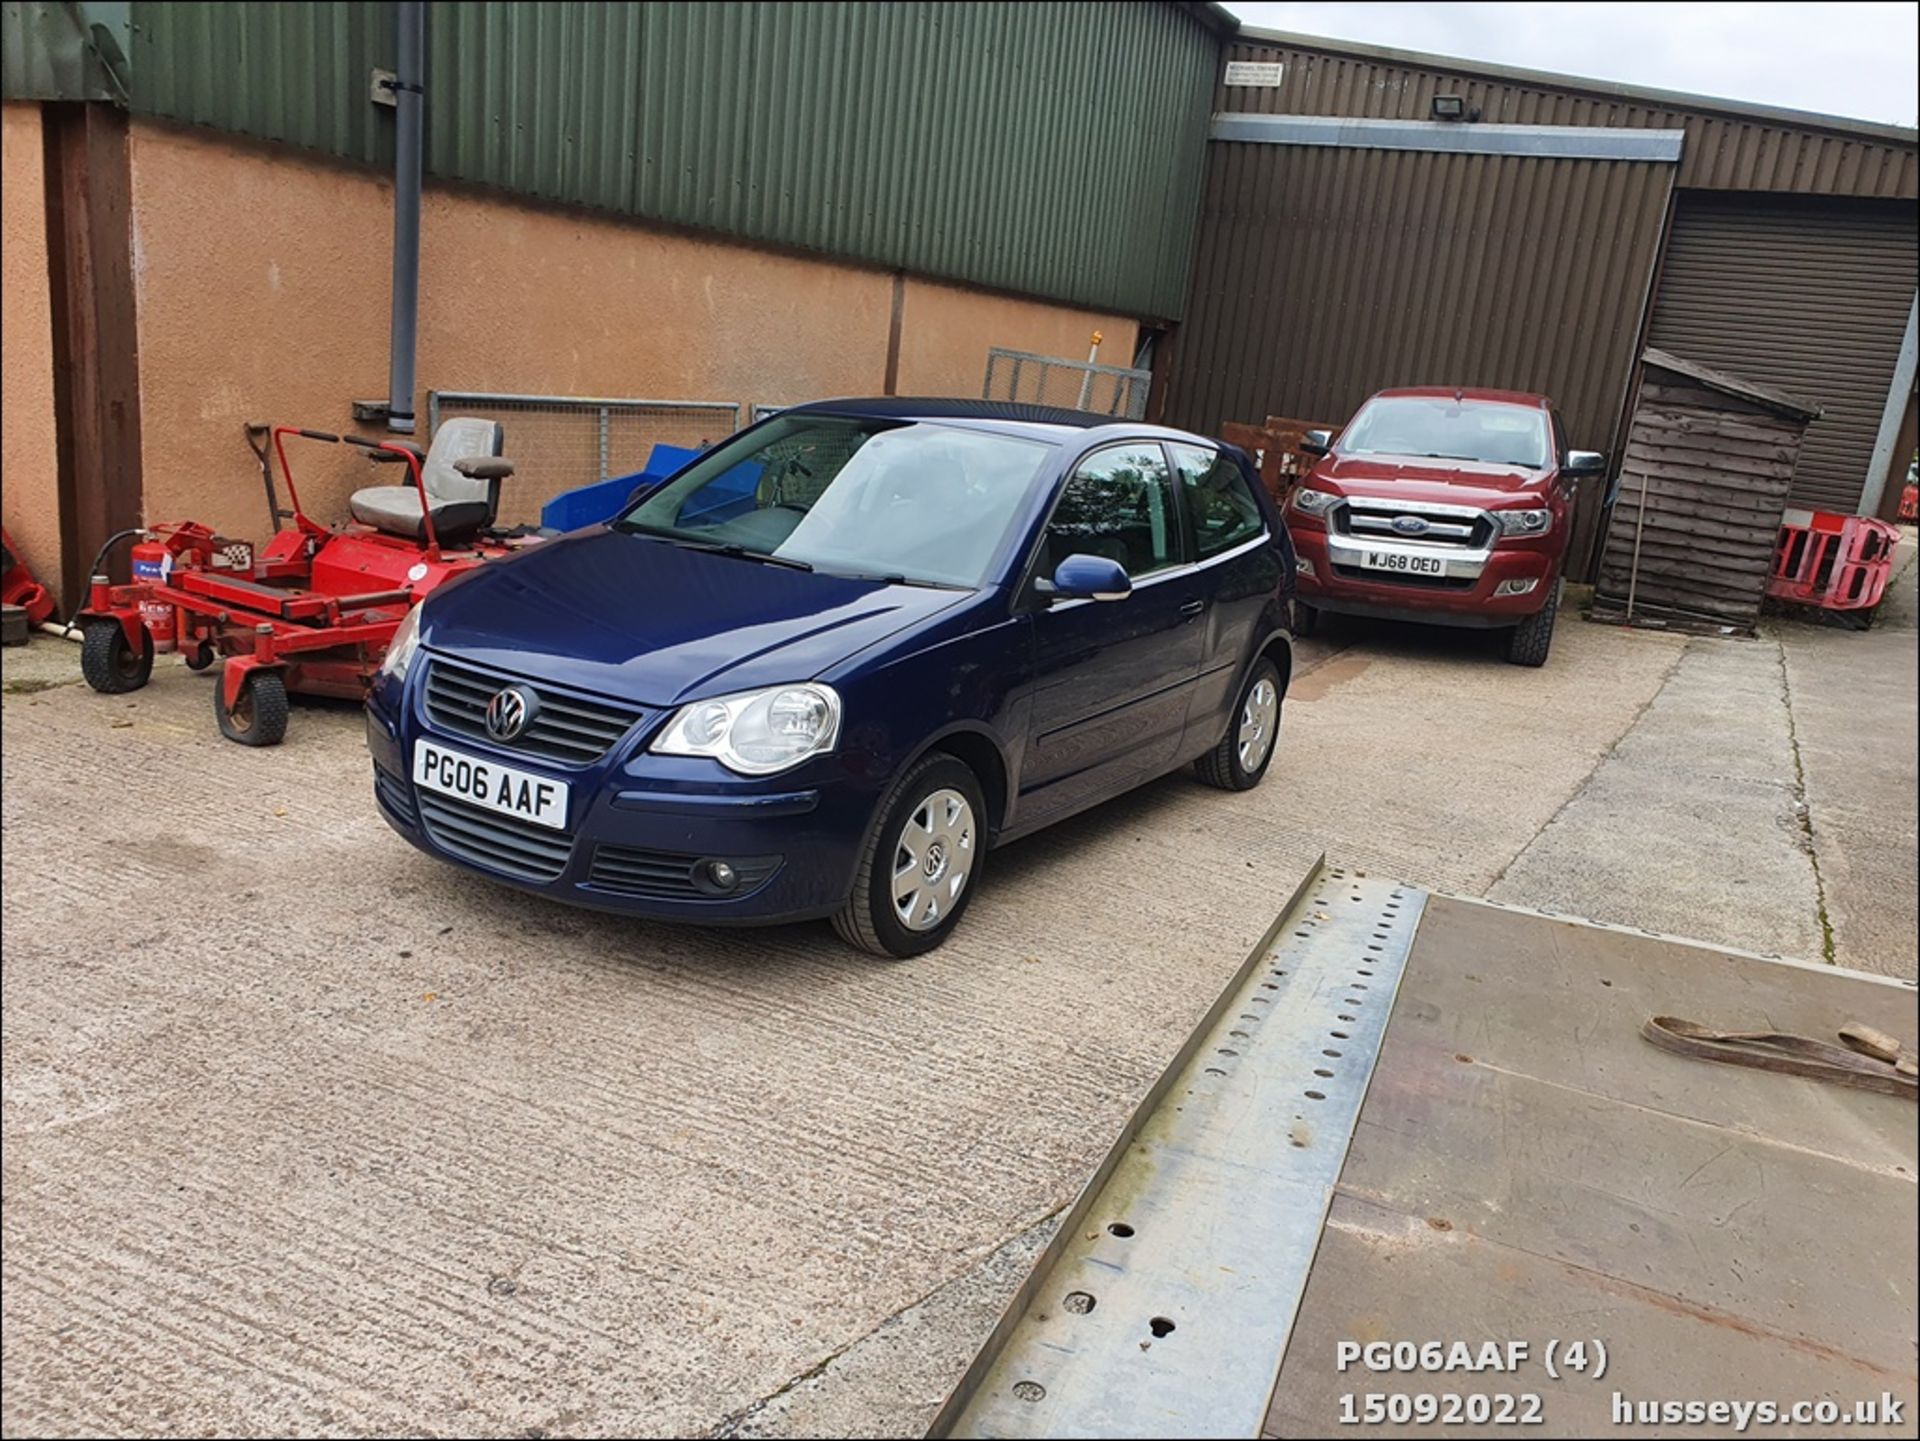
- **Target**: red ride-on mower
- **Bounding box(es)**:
[77,419,534,745]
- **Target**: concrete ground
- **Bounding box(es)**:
[1491,538,1919,977]
[2,545,1913,1436]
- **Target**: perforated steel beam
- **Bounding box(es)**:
[928,859,1427,1439]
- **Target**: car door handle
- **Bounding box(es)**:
[1179,598,1206,618]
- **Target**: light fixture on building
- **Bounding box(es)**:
[1432,94,1468,121]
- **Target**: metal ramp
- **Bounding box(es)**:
[930,860,1918,1438]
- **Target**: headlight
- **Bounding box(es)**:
[379,603,423,682]
[652,682,842,775]
[1290,488,1339,516]
[1495,508,1553,537]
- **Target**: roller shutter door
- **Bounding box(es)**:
[1646,193,1917,512]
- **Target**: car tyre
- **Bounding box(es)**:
[80,618,153,694]
[1196,655,1283,792]
[214,667,290,746]
[1503,578,1562,668]
[834,752,986,959]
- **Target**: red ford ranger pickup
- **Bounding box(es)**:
[1285,387,1606,667]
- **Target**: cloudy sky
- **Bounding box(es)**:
[1226,2,1919,127]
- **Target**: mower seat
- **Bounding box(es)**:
[349,417,505,543]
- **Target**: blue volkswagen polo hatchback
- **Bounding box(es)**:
[366,399,1296,956]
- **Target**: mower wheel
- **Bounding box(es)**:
[184,641,216,671]
[215,667,290,747]
[80,619,154,694]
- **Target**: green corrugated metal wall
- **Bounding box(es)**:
[107,0,1219,318]
[129,0,393,166]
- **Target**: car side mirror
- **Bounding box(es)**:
[1300,429,1333,458]
[1563,449,1606,478]
[1045,554,1132,602]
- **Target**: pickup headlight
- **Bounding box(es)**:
[379,602,423,682]
[1494,508,1553,537]
[653,682,842,775]
[1290,488,1339,516]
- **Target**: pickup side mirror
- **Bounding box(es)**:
[1043,553,1132,602]
[1300,429,1333,458]
[1563,449,1606,478]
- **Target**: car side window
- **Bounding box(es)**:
[1043,444,1180,580]
[1169,442,1264,559]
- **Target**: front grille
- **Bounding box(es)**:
[1336,501,1493,550]
[1332,564,1476,591]
[373,765,416,825]
[589,844,781,900]
[417,788,575,883]
[424,658,646,766]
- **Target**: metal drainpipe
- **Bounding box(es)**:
[386,1,426,434]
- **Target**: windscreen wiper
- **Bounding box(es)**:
[618,525,813,571]
[840,571,961,590]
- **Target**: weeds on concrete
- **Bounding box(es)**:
[1771,632,1838,965]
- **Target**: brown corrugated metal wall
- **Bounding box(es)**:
[1159,142,1673,450]
[1159,31,1918,558]
[1207,36,1918,201]
[1644,193,1919,512]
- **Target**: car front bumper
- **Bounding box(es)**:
[365,668,878,925]
[1292,529,1558,627]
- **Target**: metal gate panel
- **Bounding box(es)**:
[425,391,741,526]
[983,349,1152,419]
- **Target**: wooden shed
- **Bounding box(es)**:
[1593,349,1821,633]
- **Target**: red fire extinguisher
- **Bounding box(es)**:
[130,537,177,653]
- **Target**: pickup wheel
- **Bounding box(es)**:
[834,753,986,960]
[1196,656,1283,791]
[1503,579,1562,668]
[1292,599,1319,637]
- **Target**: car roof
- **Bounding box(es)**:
[780,396,1215,447]
[1369,386,1553,409]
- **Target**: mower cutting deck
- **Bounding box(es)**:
[77,422,535,745]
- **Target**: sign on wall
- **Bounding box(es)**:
[1224,61,1286,88]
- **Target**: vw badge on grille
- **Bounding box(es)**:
[1391,515,1431,536]
[484,685,538,742]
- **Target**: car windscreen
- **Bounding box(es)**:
[1337,397,1550,469]
[613,414,1053,588]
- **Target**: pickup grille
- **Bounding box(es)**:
[1336,499,1493,550]
[424,657,646,766]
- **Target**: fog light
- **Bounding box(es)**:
[705,860,738,892]
[1296,556,1316,578]
[1495,578,1539,597]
